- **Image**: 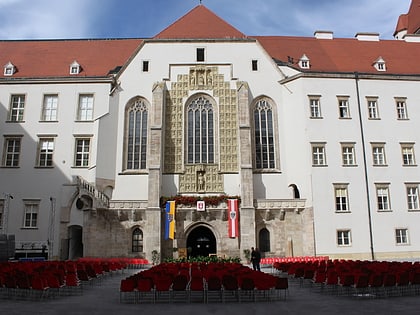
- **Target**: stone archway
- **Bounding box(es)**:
[186,225,217,258]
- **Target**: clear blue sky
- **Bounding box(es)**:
[0,0,411,40]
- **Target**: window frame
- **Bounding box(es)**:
[401,143,416,166]
[311,143,327,166]
[23,200,39,228]
[309,96,322,119]
[395,228,409,245]
[341,143,356,166]
[254,99,276,170]
[395,98,408,120]
[9,94,26,122]
[124,97,148,171]
[251,59,258,71]
[371,143,387,166]
[406,183,420,211]
[337,96,351,119]
[2,136,22,167]
[375,183,391,211]
[337,230,352,246]
[132,228,144,252]
[187,95,215,165]
[334,184,350,213]
[142,60,149,72]
[196,48,205,62]
[366,97,380,120]
[77,94,94,121]
[74,137,91,168]
[41,94,58,121]
[37,137,55,168]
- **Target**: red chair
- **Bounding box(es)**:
[206,275,222,303]
[119,278,136,303]
[154,274,172,303]
[273,277,288,300]
[189,276,205,303]
[171,274,189,303]
[222,274,239,302]
[238,276,255,302]
[137,277,154,303]
[31,276,49,300]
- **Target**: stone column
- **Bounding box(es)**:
[237,82,256,259]
[145,82,166,262]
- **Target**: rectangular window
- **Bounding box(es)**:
[337,230,351,246]
[311,143,326,166]
[367,98,379,119]
[376,184,391,211]
[23,201,38,228]
[142,60,149,72]
[9,94,25,122]
[395,229,409,245]
[2,137,21,167]
[396,98,408,120]
[401,144,416,166]
[372,144,386,166]
[252,60,258,71]
[37,138,54,167]
[42,94,58,121]
[75,138,90,167]
[309,96,322,118]
[334,185,349,212]
[341,143,356,166]
[77,94,94,121]
[338,97,350,118]
[196,48,205,62]
[406,184,419,210]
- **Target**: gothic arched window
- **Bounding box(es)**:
[187,96,214,164]
[259,228,270,253]
[125,98,148,170]
[254,99,275,169]
[132,228,143,252]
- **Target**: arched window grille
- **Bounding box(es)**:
[187,96,214,164]
[254,99,275,169]
[132,228,143,252]
[259,228,270,253]
[125,98,148,170]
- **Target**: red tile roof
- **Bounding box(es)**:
[0,38,142,79]
[395,0,420,36]
[154,5,246,39]
[256,35,420,74]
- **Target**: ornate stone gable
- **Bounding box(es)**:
[164,65,239,184]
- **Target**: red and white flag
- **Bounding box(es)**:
[227,199,239,238]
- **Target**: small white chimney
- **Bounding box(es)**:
[314,30,333,40]
[355,32,380,41]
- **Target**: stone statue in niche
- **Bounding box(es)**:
[198,71,205,85]
[197,170,205,191]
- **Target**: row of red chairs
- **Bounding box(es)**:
[260,256,329,265]
[120,262,288,303]
[273,259,420,297]
[0,258,126,300]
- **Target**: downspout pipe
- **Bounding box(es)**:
[354,72,375,260]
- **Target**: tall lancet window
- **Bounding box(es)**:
[254,99,275,169]
[187,96,214,164]
[125,97,148,170]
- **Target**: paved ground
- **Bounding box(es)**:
[1,267,420,315]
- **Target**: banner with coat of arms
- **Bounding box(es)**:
[227,199,239,238]
[165,201,175,240]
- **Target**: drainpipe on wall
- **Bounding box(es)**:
[354,72,375,260]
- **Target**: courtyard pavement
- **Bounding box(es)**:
[1,266,420,315]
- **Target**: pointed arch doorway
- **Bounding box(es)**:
[187,226,217,258]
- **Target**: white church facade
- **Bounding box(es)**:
[1,3,420,262]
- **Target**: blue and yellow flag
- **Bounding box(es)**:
[165,201,175,240]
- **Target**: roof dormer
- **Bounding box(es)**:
[69,60,81,75]
[4,61,16,76]
[373,57,386,72]
[299,54,310,69]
